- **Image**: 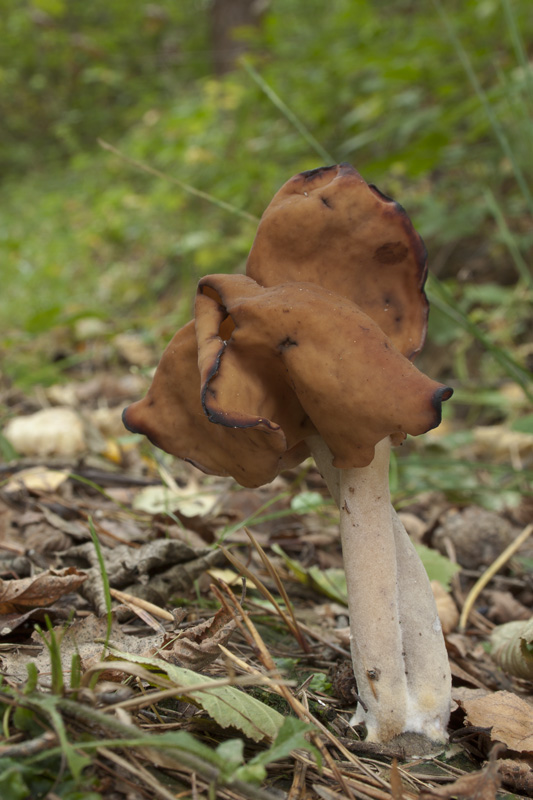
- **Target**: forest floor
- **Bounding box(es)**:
[0,330,532,800]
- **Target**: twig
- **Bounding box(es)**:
[459,523,533,631]
[213,582,358,799]
[98,746,177,800]
[109,588,174,621]
[220,543,309,650]
[244,526,311,652]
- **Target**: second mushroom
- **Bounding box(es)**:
[123,163,453,747]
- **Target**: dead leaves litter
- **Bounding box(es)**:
[419,744,503,800]
[461,690,533,752]
[0,567,86,614]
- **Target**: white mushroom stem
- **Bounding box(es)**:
[307,435,451,744]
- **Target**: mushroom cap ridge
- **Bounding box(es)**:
[196,274,452,470]
[122,320,311,487]
[123,164,453,487]
[246,163,429,360]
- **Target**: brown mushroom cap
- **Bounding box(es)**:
[122,320,310,487]
[196,274,451,469]
[123,164,453,487]
[246,163,428,360]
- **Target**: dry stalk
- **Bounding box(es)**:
[213,581,360,800]
[219,543,308,650]
[459,522,533,630]
[244,526,311,652]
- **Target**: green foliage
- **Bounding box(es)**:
[106,649,286,742]
[0,648,319,797]
[273,544,349,604]
[2,0,532,339]
[210,717,320,784]
[307,673,333,695]
[290,491,328,514]
[0,1,208,173]
[275,541,460,596]
[0,757,101,800]
[413,543,461,590]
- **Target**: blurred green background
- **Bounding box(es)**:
[1,0,532,503]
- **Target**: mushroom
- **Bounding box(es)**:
[123,164,453,747]
[243,163,454,743]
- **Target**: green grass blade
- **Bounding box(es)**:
[241,58,336,164]
[501,0,533,108]
[427,275,533,400]
[432,0,533,216]
[99,139,259,224]
[484,188,533,290]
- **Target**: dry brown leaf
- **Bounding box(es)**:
[462,690,533,753]
[449,659,491,690]
[431,580,459,634]
[66,538,222,615]
[390,758,404,799]
[498,756,533,795]
[0,614,163,684]
[0,567,87,613]
[452,686,491,705]
[4,467,70,495]
[158,603,237,670]
[0,607,71,636]
[486,590,532,624]
[60,614,162,670]
[419,744,503,799]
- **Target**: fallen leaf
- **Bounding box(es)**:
[390,758,404,799]
[0,607,71,636]
[66,539,223,615]
[462,691,533,753]
[108,648,285,742]
[431,580,459,634]
[486,590,531,624]
[4,467,70,495]
[498,756,533,795]
[452,686,491,705]
[159,604,237,670]
[419,744,503,799]
[0,615,162,684]
[0,568,87,613]
[3,408,86,457]
[490,618,533,681]
[132,484,220,518]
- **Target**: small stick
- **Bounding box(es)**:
[244,526,311,652]
[459,523,533,631]
[109,588,174,621]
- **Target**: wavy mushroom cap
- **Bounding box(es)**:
[196,274,452,470]
[122,320,311,488]
[246,163,429,360]
[123,165,453,488]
